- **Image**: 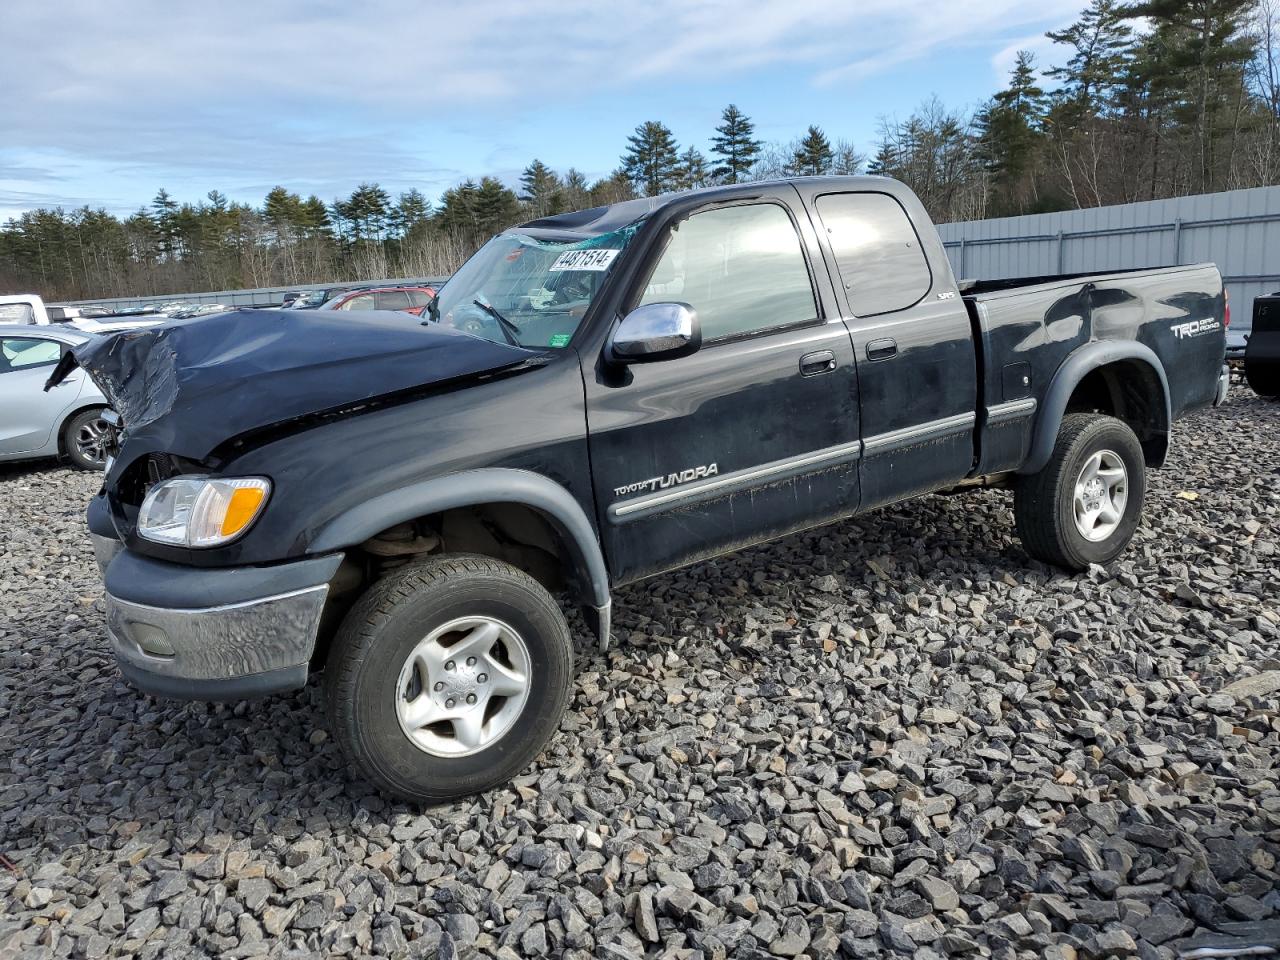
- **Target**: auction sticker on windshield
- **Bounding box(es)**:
[548,248,620,272]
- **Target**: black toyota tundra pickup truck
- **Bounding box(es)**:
[63,176,1229,803]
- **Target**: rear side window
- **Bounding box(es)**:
[816,193,932,317]
[374,290,412,310]
[638,203,816,341]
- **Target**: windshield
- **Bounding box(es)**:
[431,225,640,349]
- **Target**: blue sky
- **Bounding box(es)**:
[1,0,1083,222]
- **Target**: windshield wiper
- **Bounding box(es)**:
[472,299,523,347]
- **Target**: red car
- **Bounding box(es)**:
[318,286,436,316]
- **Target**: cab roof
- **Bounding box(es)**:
[512,176,901,241]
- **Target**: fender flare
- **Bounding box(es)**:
[1019,341,1171,475]
[308,468,613,644]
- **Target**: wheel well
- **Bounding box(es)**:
[1064,360,1168,466]
[57,403,108,455]
[313,502,576,666]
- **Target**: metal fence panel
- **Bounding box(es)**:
[937,185,1280,335]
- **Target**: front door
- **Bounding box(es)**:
[0,336,74,456]
[583,196,861,584]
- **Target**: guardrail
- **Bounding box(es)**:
[60,276,450,311]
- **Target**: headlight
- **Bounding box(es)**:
[137,476,271,548]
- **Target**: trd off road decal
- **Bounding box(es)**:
[548,248,620,272]
[1170,318,1221,339]
[614,463,719,498]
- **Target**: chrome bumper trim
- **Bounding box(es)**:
[106,585,328,683]
[1215,363,1231,406]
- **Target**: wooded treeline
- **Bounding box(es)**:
[3,0,1277,301]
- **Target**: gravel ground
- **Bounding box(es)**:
[1,392,1278,960]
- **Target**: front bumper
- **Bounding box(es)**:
[97,535,343,701]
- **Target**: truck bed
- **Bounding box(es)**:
[959,263,1227,477]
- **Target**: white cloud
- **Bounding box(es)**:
[4,0,1084,133]
[0,0,1086,213]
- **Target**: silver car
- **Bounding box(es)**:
[0,323,112,469]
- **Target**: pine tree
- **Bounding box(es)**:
[519,160,564,217]
[622,121,682,196]
[151,189,179,259]
[298,196,332,238]
[473,177,521,235]
[976,51,1048,212]
[999,50,1048,120]
[1045,0,1134,112]
[710,104,761,183]
[561,168,590,210]
[434,178,521,245]
[263,186,303,239]
[791,126,834,176]
[679,147,710,189]
[590,170,637,206]
[345,183,392,240]
[1119,0,1257,191]
[394,189,431,237]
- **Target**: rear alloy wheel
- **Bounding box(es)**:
[63,408,111,470]
[324,554,573,803]
[1071,449,1128,543]
[1014,413,1146,570]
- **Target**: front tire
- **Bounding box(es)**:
[62,408,110,470]
[324,555,573,804]
[1014,413,1146,571]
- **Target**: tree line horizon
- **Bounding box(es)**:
[3,0,1277,302]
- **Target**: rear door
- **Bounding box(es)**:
[797,184,978,508]
[0,336,77,455]
[583,192,861,584]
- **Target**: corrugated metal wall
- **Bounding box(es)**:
[936,185,1280,336]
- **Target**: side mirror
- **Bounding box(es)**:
[609,302,700,363]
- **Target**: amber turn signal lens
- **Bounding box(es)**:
[221,486,268,538]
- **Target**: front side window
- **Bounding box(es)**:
[815,192,932,317]
[0,337,61,373]
[637,203,816,341]
[341,293,376,311]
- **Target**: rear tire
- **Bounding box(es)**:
[324,554,573,804]
[62,408,110,470]
[1014,413,1146,571]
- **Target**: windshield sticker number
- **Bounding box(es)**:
[548,248,620,272]
[548,333,571,348]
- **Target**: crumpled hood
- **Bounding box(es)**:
[46,308,539,462]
